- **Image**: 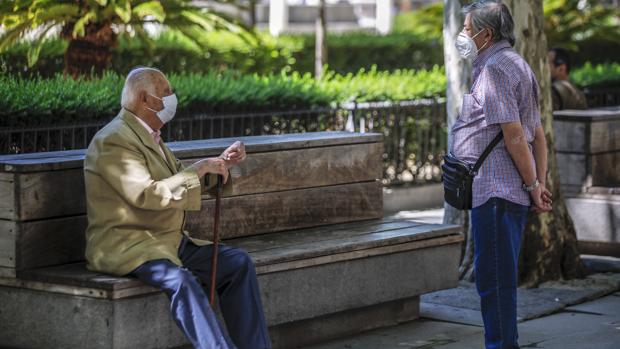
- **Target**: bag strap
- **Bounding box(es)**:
[472,132,503,174]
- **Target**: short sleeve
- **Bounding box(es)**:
[533,79,542,128]
[482,64,520,125]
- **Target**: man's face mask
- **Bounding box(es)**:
[455,28,489,61]
[147,93,178,124]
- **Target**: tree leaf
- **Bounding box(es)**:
[72,10,98,37]
[113,0,132,23]
[132,1,165,22]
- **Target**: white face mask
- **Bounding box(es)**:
[147,93,178,124]
[455,29,488,61]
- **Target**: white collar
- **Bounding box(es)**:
[133,115,158,135]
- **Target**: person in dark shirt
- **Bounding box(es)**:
[548,47,587,110]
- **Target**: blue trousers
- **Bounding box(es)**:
[131,236,272,349]
[472,198,529,349]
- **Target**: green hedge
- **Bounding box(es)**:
[571,62,620,88]
[0,29,442,77]
[0,66,445,127]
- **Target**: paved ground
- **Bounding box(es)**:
[301,209,620,349]
[301,292,620,349]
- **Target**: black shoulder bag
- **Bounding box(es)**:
[442,133,503,210]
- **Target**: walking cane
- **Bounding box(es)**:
[209,174,223,306]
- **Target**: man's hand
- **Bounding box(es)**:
[531,183,552,214]
[220,141,246,166]
[193,157,230,183]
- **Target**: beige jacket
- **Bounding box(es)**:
[84,109,230,276]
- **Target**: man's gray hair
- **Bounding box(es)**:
[120,67,164,108]
[462,0,515,47]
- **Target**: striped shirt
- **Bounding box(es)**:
[450,40,542,208]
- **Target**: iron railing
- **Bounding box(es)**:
[583,87,620,108]
[0,99,447,185]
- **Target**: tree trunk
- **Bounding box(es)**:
[442,0,475,281]
[249,0,257,28]
[315,0,327,79]
[503,0,585,287]
[442,0,585,287]
[61,22,116,78]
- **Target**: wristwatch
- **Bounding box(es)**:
[522,179,540,192]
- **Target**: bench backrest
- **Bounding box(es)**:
[0,132,383,273]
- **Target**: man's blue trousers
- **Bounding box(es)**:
[131,236,272,349]
[472,197,529,349]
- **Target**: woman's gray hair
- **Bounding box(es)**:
[120,67,163,108]
[462,0,515,47]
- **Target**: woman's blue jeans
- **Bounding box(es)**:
[472,197,529,349]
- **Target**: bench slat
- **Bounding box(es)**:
[247,223,461,266]
[0,132,382,173]
[185,181,383,239]
[3,182,382,270]
[226,219,425,253]
[0,142,382,222]
[8,219,462,300]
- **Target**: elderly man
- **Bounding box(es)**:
[548,47,587,110]
[84,67,272,349]
[451,2,552,348]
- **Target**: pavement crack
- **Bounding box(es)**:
[521,339,547,348]
[561,309,604,316]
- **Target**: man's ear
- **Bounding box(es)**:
[485,27,494,42]
[139,90,148,106]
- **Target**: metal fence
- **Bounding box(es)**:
[584,87,620,108]
[0,99,447,185]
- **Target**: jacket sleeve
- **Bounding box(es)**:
[175,157,234,198]
[92,137,202,211]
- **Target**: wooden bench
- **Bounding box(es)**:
[0,131,463,349]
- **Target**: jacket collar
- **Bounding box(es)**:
[119,109,176,174]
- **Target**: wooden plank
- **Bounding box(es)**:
[189,142,383,197]
[186,181,384,239]
[17,216,88,270]
[7,182,382,270]
[0,169,86,221]
[0,220,16,268]
[0,132,382,173]
[18,263,147,291]
[2,143,382,222]
[0,267,16,278]
[247,224,462,266]
[255,234,464,274]
[10,221,462,300]
[227,220,425,253]
[0,275,160,300]
[0,174,15,220]
[1,216,87,270]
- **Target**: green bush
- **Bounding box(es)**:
[0,66,446,127]
[571,62,620,88]
[0,28,442,77]
[394,3,444,38]
[285,32,443,74]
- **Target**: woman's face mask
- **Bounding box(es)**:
[147,93,178,124]
[455,28,489,61]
